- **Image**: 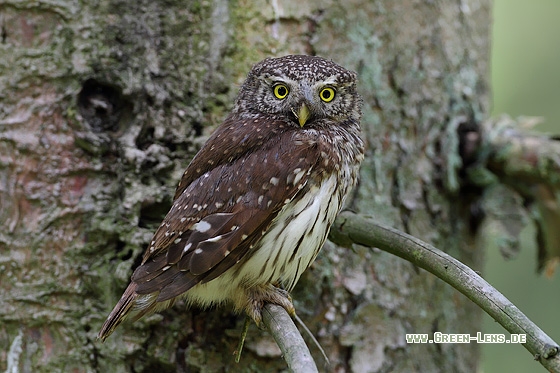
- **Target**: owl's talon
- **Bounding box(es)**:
[244,284,296,328]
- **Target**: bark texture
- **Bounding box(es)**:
[1,1,490,372]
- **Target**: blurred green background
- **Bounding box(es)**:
[483,0,560,372]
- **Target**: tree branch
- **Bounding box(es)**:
[484,116,560,188]
[479,116,560,274]
[330,211,560,372]
[262,303,319,373]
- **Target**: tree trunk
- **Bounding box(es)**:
[1,1,490,372]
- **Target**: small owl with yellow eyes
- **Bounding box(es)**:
[98,55,364,340]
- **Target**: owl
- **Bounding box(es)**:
[98,55,364,340]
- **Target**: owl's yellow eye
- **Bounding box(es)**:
[319,87,336,102]
[273,84,289,99]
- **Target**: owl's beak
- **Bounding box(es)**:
[294,103,311,127]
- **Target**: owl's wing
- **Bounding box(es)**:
[171,114,290,200]
[131,121,323,302]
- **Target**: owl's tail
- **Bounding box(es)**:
[100,282,168,342]
[98,283,139,341]
[98,281,179,341]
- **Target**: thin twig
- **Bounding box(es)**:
[293,313,329,365]
[330,211,560,372]
[262,304,319,373]
[234,317,251,363]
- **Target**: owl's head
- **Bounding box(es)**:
[235,55,362,127]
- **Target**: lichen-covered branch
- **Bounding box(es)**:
[330,211,560,372]
[484,116,560,187]
[467,115,560,275]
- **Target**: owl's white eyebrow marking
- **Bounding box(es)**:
[318,76,338,85]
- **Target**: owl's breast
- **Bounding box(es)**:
[237,173,343,291]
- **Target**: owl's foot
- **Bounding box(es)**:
[236,284,329,365]
[234,284,296,362]
[245,284,296,328]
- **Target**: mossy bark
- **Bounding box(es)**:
[1,1,490,372]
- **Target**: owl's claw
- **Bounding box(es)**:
[245,284,296,328]
[238,285,329,365]
[234,285,296,362]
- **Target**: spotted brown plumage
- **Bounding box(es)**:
[98,55,364,341]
